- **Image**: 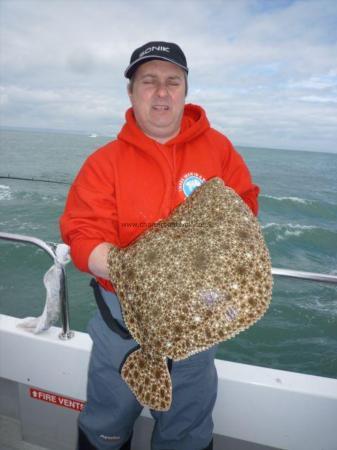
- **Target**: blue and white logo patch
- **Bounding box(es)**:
[179,173,206,197]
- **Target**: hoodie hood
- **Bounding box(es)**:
[118,103,210,150]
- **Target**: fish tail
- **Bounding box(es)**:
[121,348,172,411]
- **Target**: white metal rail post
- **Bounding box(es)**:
[0,231,74,340]
[272,267,337,284]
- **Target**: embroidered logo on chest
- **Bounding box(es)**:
[178,172,206,198]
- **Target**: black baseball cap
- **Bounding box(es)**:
[124,41,189,79]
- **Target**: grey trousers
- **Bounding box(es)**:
[79,287,218,450]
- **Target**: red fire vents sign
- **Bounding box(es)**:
[30,388,85,412]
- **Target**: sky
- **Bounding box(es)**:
[0,0,337,153]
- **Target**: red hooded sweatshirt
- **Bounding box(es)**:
[60,104,259,291]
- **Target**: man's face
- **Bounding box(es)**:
[128,60,186,143]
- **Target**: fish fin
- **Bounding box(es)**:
[121,348,172,411]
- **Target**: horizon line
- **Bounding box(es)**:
[1,125,336,156]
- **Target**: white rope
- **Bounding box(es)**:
[17,244,71,334]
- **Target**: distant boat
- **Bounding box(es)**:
[89,133,98,138]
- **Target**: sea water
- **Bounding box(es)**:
[0,128,336,378]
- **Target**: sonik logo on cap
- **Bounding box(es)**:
[125,41,188,79]
[139,45,170,58]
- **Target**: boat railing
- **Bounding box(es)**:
[0,231,336,341]
[0,232,74,340]
[272,267,337,284]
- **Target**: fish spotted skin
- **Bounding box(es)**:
[108,177,272,411]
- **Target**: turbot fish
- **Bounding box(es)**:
[108,177,272,411]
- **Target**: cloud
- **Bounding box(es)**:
[0,0,336,151]
[300,95,337,104]
[66,49,97,74]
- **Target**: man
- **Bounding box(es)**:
[60,41,259,450]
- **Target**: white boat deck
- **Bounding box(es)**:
[1,314,336,450]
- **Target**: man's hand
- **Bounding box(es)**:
[88,242,113,279]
